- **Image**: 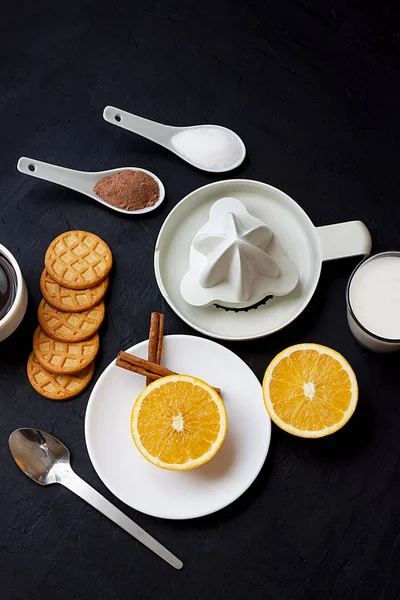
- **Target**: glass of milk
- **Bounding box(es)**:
[346,251,400,352]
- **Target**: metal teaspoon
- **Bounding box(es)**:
[9,428,183,570]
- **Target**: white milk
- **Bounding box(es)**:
[348,252,400,350]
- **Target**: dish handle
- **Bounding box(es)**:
[316,221,372,262]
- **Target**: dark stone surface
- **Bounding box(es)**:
[1,1,400,598]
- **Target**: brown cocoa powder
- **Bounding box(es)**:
[93,170,160,211]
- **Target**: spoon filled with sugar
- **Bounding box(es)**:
[17,157,165,215]
[103,106,246,173]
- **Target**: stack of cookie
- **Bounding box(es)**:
[27,231,112,400]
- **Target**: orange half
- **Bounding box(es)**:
[262,344,358,438]
[130,374,227,470]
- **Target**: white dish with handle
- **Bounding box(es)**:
[154,179,372,341]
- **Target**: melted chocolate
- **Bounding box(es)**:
[0,254,17,320]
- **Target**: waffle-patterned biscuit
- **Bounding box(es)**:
[45,231,112,289]
[27,352,95,400]
[33,326,99,374]
[40,269,108,312]
[38,299,105,342]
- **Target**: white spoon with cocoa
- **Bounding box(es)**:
[17,157,165,215]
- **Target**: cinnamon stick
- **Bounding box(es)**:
[116,351,221,396]
[146,312,164,385]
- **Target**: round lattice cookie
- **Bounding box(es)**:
[45,231,112,289]
[38,299,105,342]
[40,269,108,312]
[33,326,99,374]
[27,352,95,400]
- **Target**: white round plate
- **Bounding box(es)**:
[154,179,321,340]
[85,335,271,520]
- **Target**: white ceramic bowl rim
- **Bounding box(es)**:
[346,250,400,344]
[0,244,23,329]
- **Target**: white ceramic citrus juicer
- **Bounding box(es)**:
[181,198,299,309]
[154,179,372,340]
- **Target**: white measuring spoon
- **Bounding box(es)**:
[17,157,165,215]
[103,106,246,173]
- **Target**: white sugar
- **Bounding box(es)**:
[171,127,243,171]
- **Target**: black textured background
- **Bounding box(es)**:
[1,1,400,599]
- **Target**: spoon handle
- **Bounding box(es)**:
[62,470,183,570]
[17,157,92,195]
[103,106,174,149]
